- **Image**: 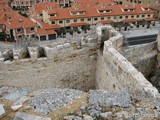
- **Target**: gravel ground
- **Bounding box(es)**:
[88,90,131,108]
[28,88,83,115]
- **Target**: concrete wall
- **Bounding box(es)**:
[96,25,158,98]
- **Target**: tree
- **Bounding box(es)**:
[0,31,8,41]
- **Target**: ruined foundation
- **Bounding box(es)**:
[0,25,159,99]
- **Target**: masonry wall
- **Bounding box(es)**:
[0,47,97,91]
[122,42,157,77]
[96,26,158,98]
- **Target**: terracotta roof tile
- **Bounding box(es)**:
[68,22,88,27]
[97,20,113,24]
[121,18,137,23]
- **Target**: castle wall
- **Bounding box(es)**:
[122,42,157,77]
[157,31,160,68]
[96,26,158,98]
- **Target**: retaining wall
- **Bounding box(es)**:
[96,26,158,98]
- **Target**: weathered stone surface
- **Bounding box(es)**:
[100,112,112,119]
[0,104,5,118]
[29,88,82,115]
[4,88,31,101]
[63,43,71,48]
[0,86,17,98]
[88,90,131,107]
[28,46,39,61]
[44,46,58,59]
[83,115,93,120]
[0,57,4,62]
[116,112,123,120]
[57,44,63,50]
[11,102,22,111]
[3,50,13,61]
[64,115,82,120]
[13,112,51,120]
[87,105,101,118]
[4,60,12,64]
[0,51,2,58]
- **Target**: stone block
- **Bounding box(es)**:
[13,48,22,60]
[44,46,57,59]
[4,60,12,64]
[63,43,71,48]
[11,102,22,111]
[28,46,39,61]
[13,112,51,120]
[100,112,112,119]
[4,88,30,101]
[0,104,6,118]
[0,57,4,62]
[57,44,63,50]
[0,51,2,58]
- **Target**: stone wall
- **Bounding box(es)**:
[122,42,157,77]
[96,26,158,98]
[157,31,160,68]
[0,45,97,91]
[0,25,159,98]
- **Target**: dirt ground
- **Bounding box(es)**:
[0,93,88,120]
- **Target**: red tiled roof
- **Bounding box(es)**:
[48,4,155,20]
[0,0,9,3]
[97,20,113,24]
[46,29,56,34]
[144,17,156,21]
[0,6,36,29]
[36,28,48,35]
[42,23,61,29]
[37,28,56,35]
[68,22,88,27]
[121,18,137,23]
[30,2,59,14]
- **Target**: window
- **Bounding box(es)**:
[59,21,63,24]
[142,15,145,17]
[81,19,84,21]
[131,15,134,18]
[17,28,22,32]
[50,14,56,17]
[98,9,111,13]
[88,18,91,21]
[52,21,55,24]
[148,14,151,17]
[108,17,111,19]
[66,20,70,23]
[74,19,77,22]
[120,16,123,19]
[71,11,85,15]
[101,17,104,20]
[31,27,34,31]
[136,15,139,18]
[94,18,98,21]
[125,16,128,18]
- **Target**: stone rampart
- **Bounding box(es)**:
[96,25,158,98]
[122,42,157,77]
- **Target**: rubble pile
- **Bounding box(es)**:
[29,88,82,115]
